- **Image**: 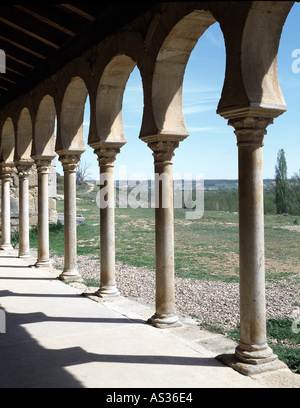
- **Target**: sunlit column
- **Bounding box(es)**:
[147,140,182,328]
[94,146,121,297]
[16,161,33,258]
[229,116,284,372]
[0,164,14,251]
[34,158,53,268]
[58,154,82,281]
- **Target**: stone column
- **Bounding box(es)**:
[58,154,82,281]
[94,146,121,297]
[223,117,286,374]
[147,141,182,328]
[0,165,14,251]
[16,162,33,258]
[34,159,53,268]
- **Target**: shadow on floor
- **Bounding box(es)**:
[0,305,224,388]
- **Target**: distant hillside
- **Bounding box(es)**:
[90,179,275,191]
[203,179,275,191]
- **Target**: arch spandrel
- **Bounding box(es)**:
[241,1,294,110]
[140,9,216,142]
[15,107,33,163]
[57,76,88,154]
[0,117,15,164]
[89,54,136,149]
[33,95,56,159]
[215,0,294,119]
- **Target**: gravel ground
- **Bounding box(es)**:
[52,255,300,332]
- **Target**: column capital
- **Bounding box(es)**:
[148,140,179,165]
[16,160,34,179]
[228,116,274,147]
[0,163,15,180]
[90,141,125,169]
[94,147,121,168]
[59,154,81,173]
[35,159,53,174]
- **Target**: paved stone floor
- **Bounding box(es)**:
[0,250,299,389]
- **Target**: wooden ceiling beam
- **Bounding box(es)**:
[14,5,76,37]
[0,2,160,109]
[0,16,60,49]
[0,34,46,60]
[0,76,16,85]
[6,53,35,69]
[5,65,25,77]
[58,4,96,21]
[0,6,65,49]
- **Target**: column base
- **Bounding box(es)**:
[216,340,288,376]
[95,285,120,298]
[34,259,52,268]
[0,244,14,251]
[216,353,288,376]
[18,253,31,259]
[235,341,277,365]
[59,269,83,282]
[147,313,182,329]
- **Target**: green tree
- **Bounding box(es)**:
[288,170,300,215]
[275,149,289,214]
[76,160,92,185]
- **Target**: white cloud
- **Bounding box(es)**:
[182,85,220,116]
[183,84,221,96]
[124,84,143,93]
[123,124,141,129]
[183,104,215,115]
[187,126,232,134]
[204,30,224,47]
[187,126,216,133]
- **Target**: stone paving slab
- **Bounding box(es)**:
[0,251,299,389]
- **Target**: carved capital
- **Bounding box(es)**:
[16,162,33,179]
[0,164,15,180]
[35,159,52,174]
[59,154,81,173]
[148,141,179,165]
[94,147,120,168]
[228,117,274,147]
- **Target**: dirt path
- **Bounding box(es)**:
[86,182,95,194]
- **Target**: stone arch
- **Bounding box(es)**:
[15,107,32,162]
[57,76,88,153]
[214,0,293,117]
[241,1,293,110]
[0,117,15,163]
[91,54,136,146]
[150,9,216,137]
[33,95,56,157]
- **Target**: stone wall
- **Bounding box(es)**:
[0,158,57,233]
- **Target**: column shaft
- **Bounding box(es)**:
[35,160,52,267]
[94,147,120,297]
[17,163,32,258]
[148,141,181,328]
[59,155,82,281]
[0,166,14,251]
[238,143,267,348]
[227,117,284,373]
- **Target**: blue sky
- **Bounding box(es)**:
[60,3,300,181]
